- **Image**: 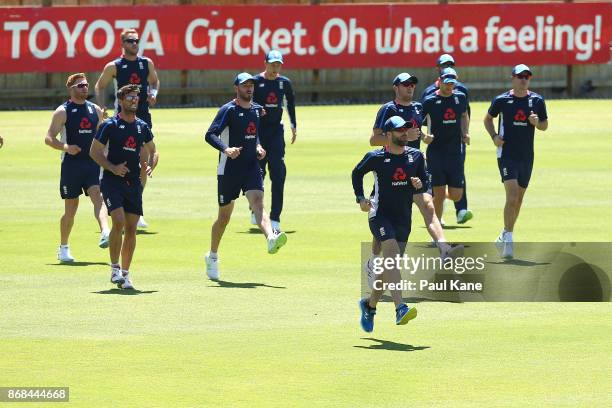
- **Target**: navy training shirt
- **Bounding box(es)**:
[352,147,428,222]
[114,56,150,115]
[61,100,99,162]
[205,99,263,175]
[487,90,548,161]
[373,100,424,150]
[253,73,296,130]
[95,116,153,182]
[421,90,468,156]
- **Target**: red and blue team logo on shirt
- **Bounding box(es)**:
[513,109,528,127]
[129,73,141,85]
[79,117,92,129]
[514,109,527,121]
[443,108,456,120]
[124,136,137,151]
[393,167,407,181]
[266,92,278,104]
[246,121,257,135]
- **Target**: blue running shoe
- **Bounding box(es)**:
[359,298,376,333]
[396,304,417,325]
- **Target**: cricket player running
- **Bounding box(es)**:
[484,64,548,259]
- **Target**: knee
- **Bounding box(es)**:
[449,190,462,202]
[112,217,125,231]
[123,222,137,236]
[506,194,520,208]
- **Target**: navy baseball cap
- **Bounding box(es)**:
[512,64,532,76]
[266,50,284,64]
[392,72,418,86]
[437,54,455,66]
[440,67,458,84]
[383,116,409,132]
[234,72,255,85]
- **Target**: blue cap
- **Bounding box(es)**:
[392,72,418,86]
[383,116,409,132]
[266,50,284,64]
[437,54,455,66]
[512,64,532,76]
[440,67,458,84]
[234,72,255,85]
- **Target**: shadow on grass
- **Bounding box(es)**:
[486,259,551,267]
[47,261,109,267]
[92,289,158,295]
[209,279,286,289]
[136,230,158,235]
[354,338,430,352]
[237,228,297,234]
[441,225,472,230]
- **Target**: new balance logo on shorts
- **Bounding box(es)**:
[379,227,386,236]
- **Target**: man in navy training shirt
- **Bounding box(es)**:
[204,73,288,281]
[95,28,160,230]
[484,64,548,259]
[90,84,159,290]
[421,67,470,226]
[353,116,426,332]
[44,73,110,262]
[250,50,297,233]
[367,73,458,283]
[421,54,473,225]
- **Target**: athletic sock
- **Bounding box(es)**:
[209,251,218,259]
[111,263,120,269]
[505,232,513,241]
[122,269,129,277]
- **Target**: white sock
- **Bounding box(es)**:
[60,244,69,249]
[101,229,110,235]
[505,232,513,241]
[122,269,129,277]
[209,251,218,259]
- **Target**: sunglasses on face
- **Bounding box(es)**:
[124,95,139,101]
[514,74,531,80]
[400,82,416,88]
[72,83,89,89]
[124,39,139,44]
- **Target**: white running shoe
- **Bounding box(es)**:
[137,216,148,229]
[495,232,506,255]
[99,231,110,249]
[502,240,514,259]
[440,218,446,227]
[267,231,287,254]
[440,244,464,262]
[250,212,257,225]
[205,252,219,280]
[110,265,124,285]
[57,246,75,263]
[271,220,281,232]
[120,272,134,290]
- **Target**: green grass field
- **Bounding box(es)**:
[1,101,611,407]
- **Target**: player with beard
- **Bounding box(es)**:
[95,28,160,230]
[44,73,110,262]
[353,116,427,332]
[90,84,159,290]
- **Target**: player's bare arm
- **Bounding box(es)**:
[369,128,387,146]
[484,113,503,146]
[461,111,470,145]
[44,107,81,155]
[147,58,160,106]
[95,62,117,115]
[90,139,128,177]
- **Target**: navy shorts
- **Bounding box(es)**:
[60,159,100,199]
[259,124,285,154]
[427,149,464,188]
[369,215,411,243]
[217,162,264,206]
[498,157,533,188]
[100,176,143,216]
